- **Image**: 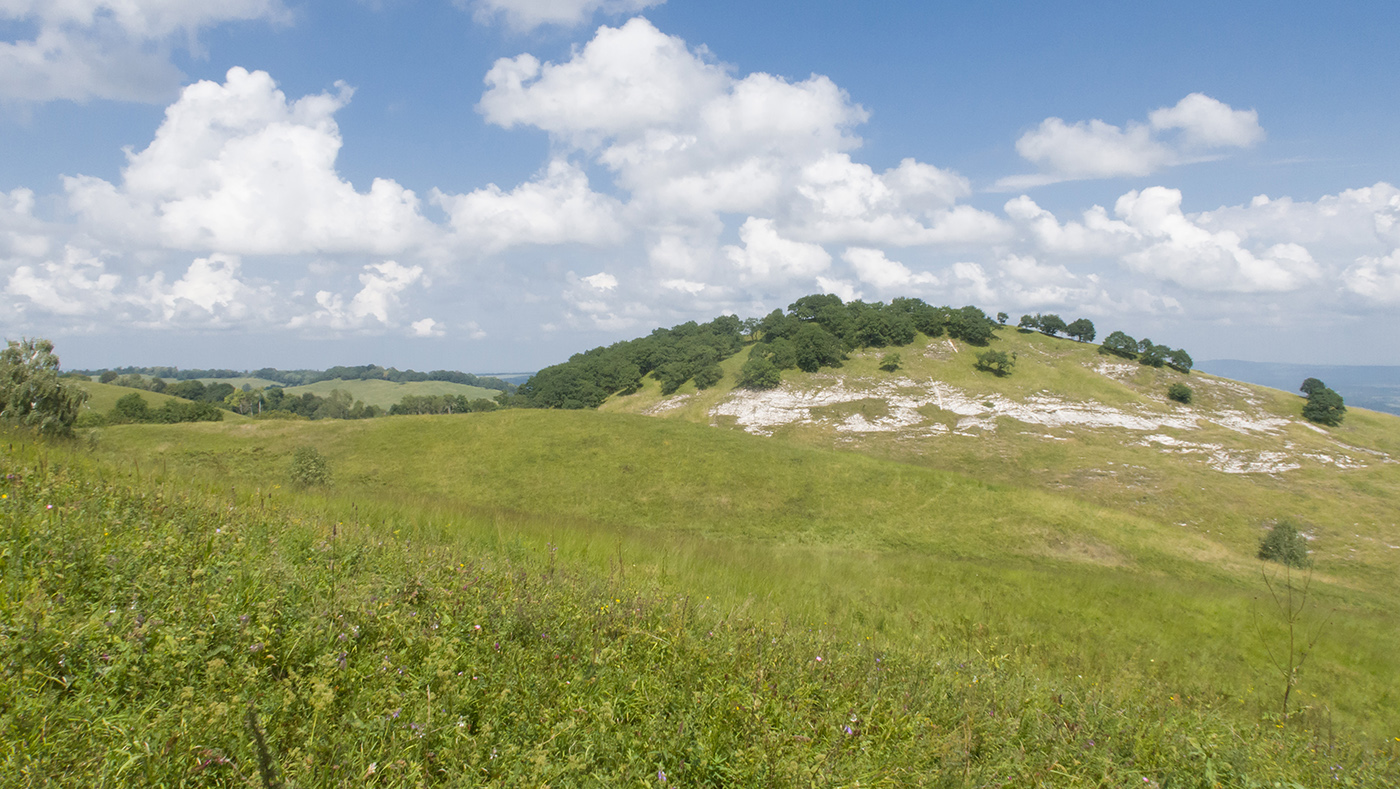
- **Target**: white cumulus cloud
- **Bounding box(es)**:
[1114,187,1319,292]
[1343,250,1400,305]
[0,0,288,103]
[466,0,663,31]
[998,93,1264,190]
[434,159,625,255]
[723,217,830,284]
[65,67,436,257]
[842,247,936,291]
[288,261,425,331]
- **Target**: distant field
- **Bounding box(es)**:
[280,378,499,408]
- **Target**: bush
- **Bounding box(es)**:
[1258,520,1311,568]
[878,353,901,373]
[289,445,331,487]
[974,349,1015,377]
[1167,383,1193,404]
[736,355,781,389]
[692,364,723,390]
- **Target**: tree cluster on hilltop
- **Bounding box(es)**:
[79,364,516,393]
[515,295,1000,407]
[1098,330,1193,373]
[1017,313,1096,343]
[514,315,746,409]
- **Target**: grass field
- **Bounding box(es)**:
[12,329,1398,784]
[280,379,500,409]
[9,435,1395,785]
[88,407,1400,741]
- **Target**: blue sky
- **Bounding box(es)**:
[2,0,1398,373]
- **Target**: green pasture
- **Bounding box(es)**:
[89,407,1400,739]
[280,378,500,408]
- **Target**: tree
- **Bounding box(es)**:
[1300,378,1326,397]
[692,364,723,390]
[0,338,90,436]
[1301,382,1345,427]
[1017,314,1039,332]
[110,392,152,423]
[1167,383,1193,404]
[1099,331,1138,359]
[1066,318,1096,343]
[878,352,901,372]
[1137,339,1168,368]
[99,370,118,383]
[1038,313,1067,337]
[1167,348,1193,374]
[792,323,844,373]
[737,355,781,389]
[995,311,1009,325]
[974,349,1015,377]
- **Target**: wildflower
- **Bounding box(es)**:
[815,656,823,662]
[658,769,667,783]
[46,504,52,509]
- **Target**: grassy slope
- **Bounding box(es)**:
[281,379,499,409]
[603,330,1400,597]
[9,437,1393,786]
[76,380,250,422]
[92,407,1400,738]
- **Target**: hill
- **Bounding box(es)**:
[1198,359,1400,416]
[8,433,1393,784]
[75,379,250,422]
[280,378,501,409]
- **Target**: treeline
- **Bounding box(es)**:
[513,315,747,409]
[78,365,516,393]
[514,295,1002,406]
[387,394,500,415]
[1098,331,1193,373]
[95,393,225,425]
[737,297,1000,389]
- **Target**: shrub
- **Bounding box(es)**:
[974,349,1015,377]
[289,445,331,487]
[1167,383,1193,404]
[1258,520,1311,568]
[737,355,781,389]
[878,352,901,373]
[692,363,723,390]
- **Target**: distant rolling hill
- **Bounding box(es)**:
[1198,359,1400,416]
[76,380,250,421]
[279,377,500,409]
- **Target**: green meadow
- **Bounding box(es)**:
[6,327,1400,785]
[278,379,502,409]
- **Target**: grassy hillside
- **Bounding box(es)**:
[281,378,500,409]
[604,330,1400,594]
[89,408,1400,740]
[75,380,250,422]
[7,436,1393,785]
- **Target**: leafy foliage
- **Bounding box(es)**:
[0,337,89,436]
[1300,379,1346,426]
[289,445,331,487]
[1066,318,1096,343]
[1167,383,1193,404]
[1099,331,1140,360]
[975,349,1016,377]
[1258,520,1312,568]
[737,355,781,389]
[878,352,902,372]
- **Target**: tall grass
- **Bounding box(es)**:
[3,435,1397,785]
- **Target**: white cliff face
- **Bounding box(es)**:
[674,374,1394,475]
